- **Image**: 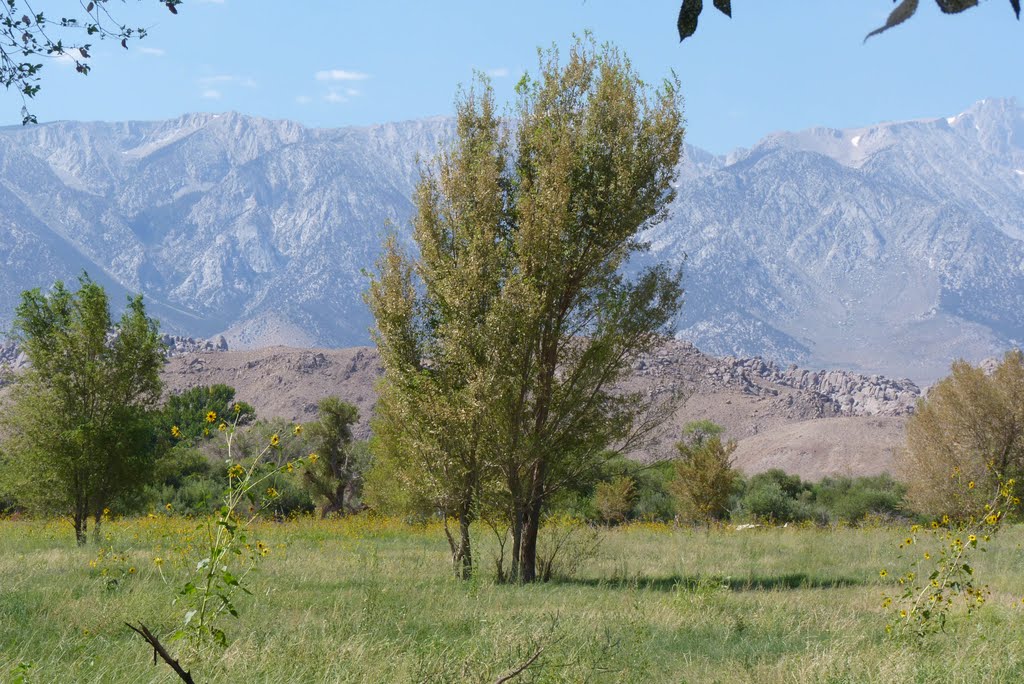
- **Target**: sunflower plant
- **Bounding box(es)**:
[882,466,1019,638]
[129,404,314,679]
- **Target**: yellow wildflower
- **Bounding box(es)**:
[293,424,303,436]
[968,481,975,489]
[218,422,227,432]
[205,411,217,423]
[308,453,319,464]
[879,569,888,578]
[266,487,279,499]
[270,433,280,447]
[154,557,164,566]
[171,425,182,439]
[165,503,173,511]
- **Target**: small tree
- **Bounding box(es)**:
[0,275,164,544]
[303,396,368,517]
[594,475,637,525]
[669,421,739,523]
[899,351,1024,518]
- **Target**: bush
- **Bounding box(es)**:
[899,351,1024,518]
[734,470,816,523]
[811,475,906,523]
[594,476,636,525]
[668,421,740,523]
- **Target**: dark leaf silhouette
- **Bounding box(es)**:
[678,0,1020,44]
[935,0,978,12]
[677,0,702,42]
[864,0,920,41]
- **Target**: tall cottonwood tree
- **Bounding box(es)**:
[368,37,684,582]
[0,275,164,544]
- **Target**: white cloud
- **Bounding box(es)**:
[296,95,312,105]
[315,69,369,82]
[345,88,361,97]
[324,90,347,104]
[486,67,510,78]
[199,74,235,85]
[201,89,222,100]
[138,46,166,56]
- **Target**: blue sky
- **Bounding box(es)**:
[14,0,1024,153]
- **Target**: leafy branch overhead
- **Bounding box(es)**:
[677,0,1021,43]
[0,0,181,124]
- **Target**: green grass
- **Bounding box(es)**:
[1,517,1022,683]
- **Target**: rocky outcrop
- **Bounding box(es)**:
[161,334,229,356]
[631,341,919,417]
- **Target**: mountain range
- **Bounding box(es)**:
[1,98,1022,382]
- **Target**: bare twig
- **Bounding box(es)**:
[494,647,544,684]
[124,622,195,684]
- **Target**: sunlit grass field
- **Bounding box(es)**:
[1,517,1022,683]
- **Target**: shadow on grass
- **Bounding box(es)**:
[556,572,863,592]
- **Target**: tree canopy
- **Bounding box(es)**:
[367,36,684,582]
[1,0,181,124]
[0,275,164,543]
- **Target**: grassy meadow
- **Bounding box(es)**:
[1,517,1023,683]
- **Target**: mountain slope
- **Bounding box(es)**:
[1,99,1022,381]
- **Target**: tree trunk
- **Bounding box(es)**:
[443,512,474,580]
[74,510,87,546]
[519,497,543,583]
[458,515,473,580]
[92,510,103,545]
[510,503,523,583]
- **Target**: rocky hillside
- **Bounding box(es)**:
[159,341,918,480]
[2,98,1022,381]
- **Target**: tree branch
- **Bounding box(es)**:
[494,647,543,684]
[124,622,195,684]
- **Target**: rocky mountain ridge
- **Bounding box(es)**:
[1,98,1022,381]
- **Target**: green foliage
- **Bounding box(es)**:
[731,470,909,524]
[0,275,164,543]
[302,397,368,516]
[899,351,1024,518]
[594,476,637,525]
[734,471,816,524]
[669,421,740,523]
[812,475,906,523]
[0,1,181,124]
[157,384,255,443]
[368,35,684,582]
